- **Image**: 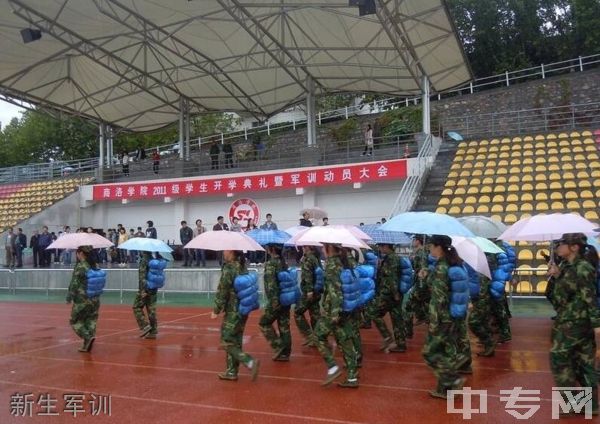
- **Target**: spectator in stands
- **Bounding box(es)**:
[50,232,59,264]
[128,228,138,263]
[152,149,160,174]
[15,228,26,268]
[135,227,145,238]
[38,226,52,267]
[381,217,387,224]
[117,227,129,265]
[300,212,312,227]
[146,220,157,239]
[180,221,194,267]
[230,217,242,232]
[194,219,206,267]
[213,216,229,232]
[122,151,130,176]
[87,227,94,233]
[362,124,374,156]
[213,216,229,265]
[260,214,278,230]
[4,227,16,269]
[322,217,329,226]
[246,219,257,232]
[135,145,146,161]
[252,131,261,161]
[61,226,72,266]
[210,142,220,170]
[30,230,40,268]
[223,141,234,168]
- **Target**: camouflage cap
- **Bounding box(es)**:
[556,233,588,245]
[78,245,94,254]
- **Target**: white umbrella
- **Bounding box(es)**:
[47,233,113,250]
[117,238,173,253]
[450,236,491,278]
[300,207,328,220]
[327,224,372,242]
[499,213,599,242]
[184,231,265,251]
[294,226,371,249]
[284,225,311,237]
[458,216,507,238]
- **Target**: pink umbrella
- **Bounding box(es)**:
[498,213,598,242]
[184,231,265,251]
[451,236,491,278]
[328,224,373,242]
[294,226,371,249]
[284,225,310,237]
[46,233,113,249]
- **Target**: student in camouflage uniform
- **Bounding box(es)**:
[133,252,158,339]
[314,243,359,388]
[343,248,364,368]
[546,233,599,415]
[468,255,496,357]
[66,246,101,353]
[259,244,291,361]
[368,243,406,352]
[422,235,466,399]
[405,235,429,338]
[210,250,260,381]
[492,241,512,343]
[294,245,322,346]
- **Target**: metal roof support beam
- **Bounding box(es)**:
[8,0,202,117]
[422,75,430,135]
[375,0,425,92]
[98,123,105,176]
[94,0,266,118]
[306,77,316,147]
[216,0,314,94]
[178,97,185,160]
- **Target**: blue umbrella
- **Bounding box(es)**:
[118,237,173,253]
[380,212,475,237]
[447,131,464,141]
[360,224,412,245]
[246,229,291,246]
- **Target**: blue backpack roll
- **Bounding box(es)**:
[500,242,516,274]
[146,258,168,290]
[464,263,481,300]
[364,251,378,279]
[278,267,301,306]
[313,266,324,294]
[340,269,361,312]
[428,254,438,272]
[398,256,414,294]
[234,272,260,315]
[596,270,600,308]
[448,265,470,319]
[86,268,106,298]
[490,253,510,299]
[355,264,375,307]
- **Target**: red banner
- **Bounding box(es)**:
[92,159,408,201]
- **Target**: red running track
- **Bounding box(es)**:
[0,302,593,423]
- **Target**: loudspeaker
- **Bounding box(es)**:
[359,0,376,16]
[20,28,42,44]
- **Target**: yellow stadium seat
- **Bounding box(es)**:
[448,206,461,214]
[510,158,521,166]
[536,280,548,294]
[588,153,600,160]
[490,138,500,145]
[577,171,590,179]
[474,161,485,168]
[534,192,547,201]
[520,203,533,212]
[536,202,549,211]
[565,191,578,199]
[559,139,570,146]
[508,175,520,183]
[479,195,491,203]
[522,174,533,182]
[505,203,518,212]
[585,210,599,220]
[566,200,580,209]
[548,164,559,172]
[462,206,475,214]
[517,265,533,275]
[489,153,499,159]
[513,136,523,143]
[575,162,587,170]
[550,181,562,190]
[583,200,596,209]
[465,196,477,204]
[581,190,593,199]
[563,163,574,171]
[467,186,479,194]
[535,134,546,141]
[585,145,597,152]
[570,131,581,137]
[476,205,489,213]
[441,189,453,196]
[583,137,595,144]
[550,192,563,200]
[498,159,509,166]
[480,139,489,145]
[457,143,467,149]
[511,151,522,158]
[439,198,450,205]
[472,169,483,176]
[481,185,494,193]
[457,179,469,186]
[490,205,503,214]
[574,153,586,161]
[547,156,560,164]
[523,143,534,150]
[496,176,507,184]
[523,150,534,157]
[522,183,534,191]
[564,181,576,189]
[520,192,535,202]
[551,201,565,211]
[455,187,466,195]
[480,177,492,185]
[579,180,591,188]
[535,165,547,173]
[535,174,546,181]
[535,157,546,164]
[505,194,518,202]
[535,182,548,190]
[448,171,459,179]
[573,147,584,153]
[519,249,533,260]
[492,195,504,203]
[498,152,510,159]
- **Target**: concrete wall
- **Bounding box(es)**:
[79,179,404,242]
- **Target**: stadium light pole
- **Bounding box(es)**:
[306,77,316,146]
[422,75,430,135]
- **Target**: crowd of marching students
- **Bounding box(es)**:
[66,231,599,413]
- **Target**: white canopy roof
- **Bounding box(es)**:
[0,0,471,131]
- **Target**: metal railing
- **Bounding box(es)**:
[389,134,442,217]
[0,157,99,184]
[443,101,600,139]
[147,53,600,155]
[100,133,419,183]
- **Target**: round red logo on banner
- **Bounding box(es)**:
[228,198,260,227]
